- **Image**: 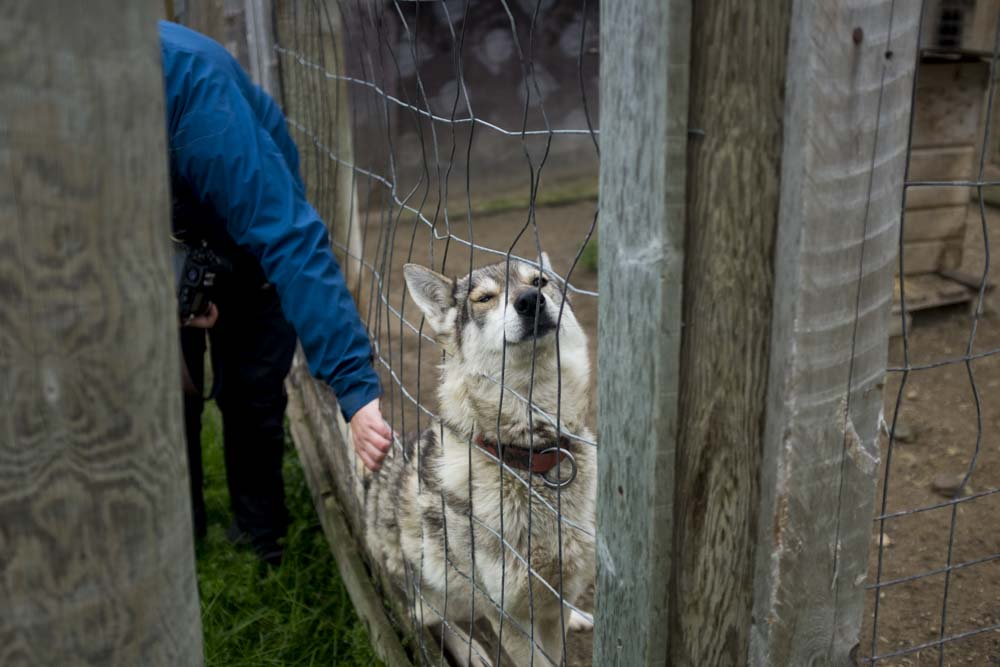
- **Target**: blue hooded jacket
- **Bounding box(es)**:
[159,20,380,421]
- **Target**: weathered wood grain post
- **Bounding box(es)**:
[749,4,919,664]
[246,0,281,98]
[596,1,920,665]
[0,2,203,665]
[594,0,690,665]
[181,0,228,42]
[273,0,364,293]
[175,0,251,70]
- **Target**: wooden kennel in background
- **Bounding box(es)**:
[894,0,999,329]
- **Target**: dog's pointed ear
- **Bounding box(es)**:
[403,264,455,333]
[540,251,553,273]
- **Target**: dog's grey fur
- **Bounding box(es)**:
[361,256,595,666]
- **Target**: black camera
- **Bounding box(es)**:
[173,240,231,321]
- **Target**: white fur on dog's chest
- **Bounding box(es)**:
[435,429,596,587]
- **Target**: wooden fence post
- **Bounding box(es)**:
[175,0,251,70]
[750,3,919,664]
[273,0,364,293]
[594,1,690,665]
[0,3,203,665]
[598,1,919,665]
[179,0,227,43]
[246,0,280,98]
[669,2,794,664]
[672,2,919,665]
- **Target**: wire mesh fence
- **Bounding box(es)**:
[861,2,1000,664]
[259,1,1000,664]
[272,1,600,664]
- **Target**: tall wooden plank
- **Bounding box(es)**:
[669,3,792,665]
[750,2,920,664]
[0,2,203,665]
[176,0,250,69]
[182,0,227,43]
[594,0,689,665]
[245,0,280,97]
[263,2,413,660]
[274,0,363,292]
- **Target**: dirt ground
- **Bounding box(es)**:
[352,197,1000,665]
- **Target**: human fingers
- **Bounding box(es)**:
[204,303,219,326]
[359,428,389,458]
[371,426,392,453]
[354,440,376,471]
[357,410,391,448]
[365,440,388,466]
[185,303,218,329]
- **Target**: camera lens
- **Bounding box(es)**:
[187,268,200,281]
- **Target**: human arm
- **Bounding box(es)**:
[170,72,389,468]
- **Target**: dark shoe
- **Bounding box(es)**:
[227,520,283,566]
[256,545,284,568]
[226,520,253,547]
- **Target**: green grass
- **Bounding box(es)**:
[195,402,381,666]
[578,236,598,273]
[472,176,598,218]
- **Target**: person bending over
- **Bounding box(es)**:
[160,20,390,566]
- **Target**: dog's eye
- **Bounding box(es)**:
[531,276,548,288]
[475,293,493,303]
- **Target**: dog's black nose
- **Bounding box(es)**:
[514,289,545,316]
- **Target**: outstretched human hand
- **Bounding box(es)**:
[350,398,392,471]
[182,302,219,329]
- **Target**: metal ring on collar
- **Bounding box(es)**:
[539,447,577,488]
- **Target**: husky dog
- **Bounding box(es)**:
[362,255,595,666]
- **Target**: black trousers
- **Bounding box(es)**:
[181,274,297,548]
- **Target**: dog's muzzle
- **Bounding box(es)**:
[514,289,555,339]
